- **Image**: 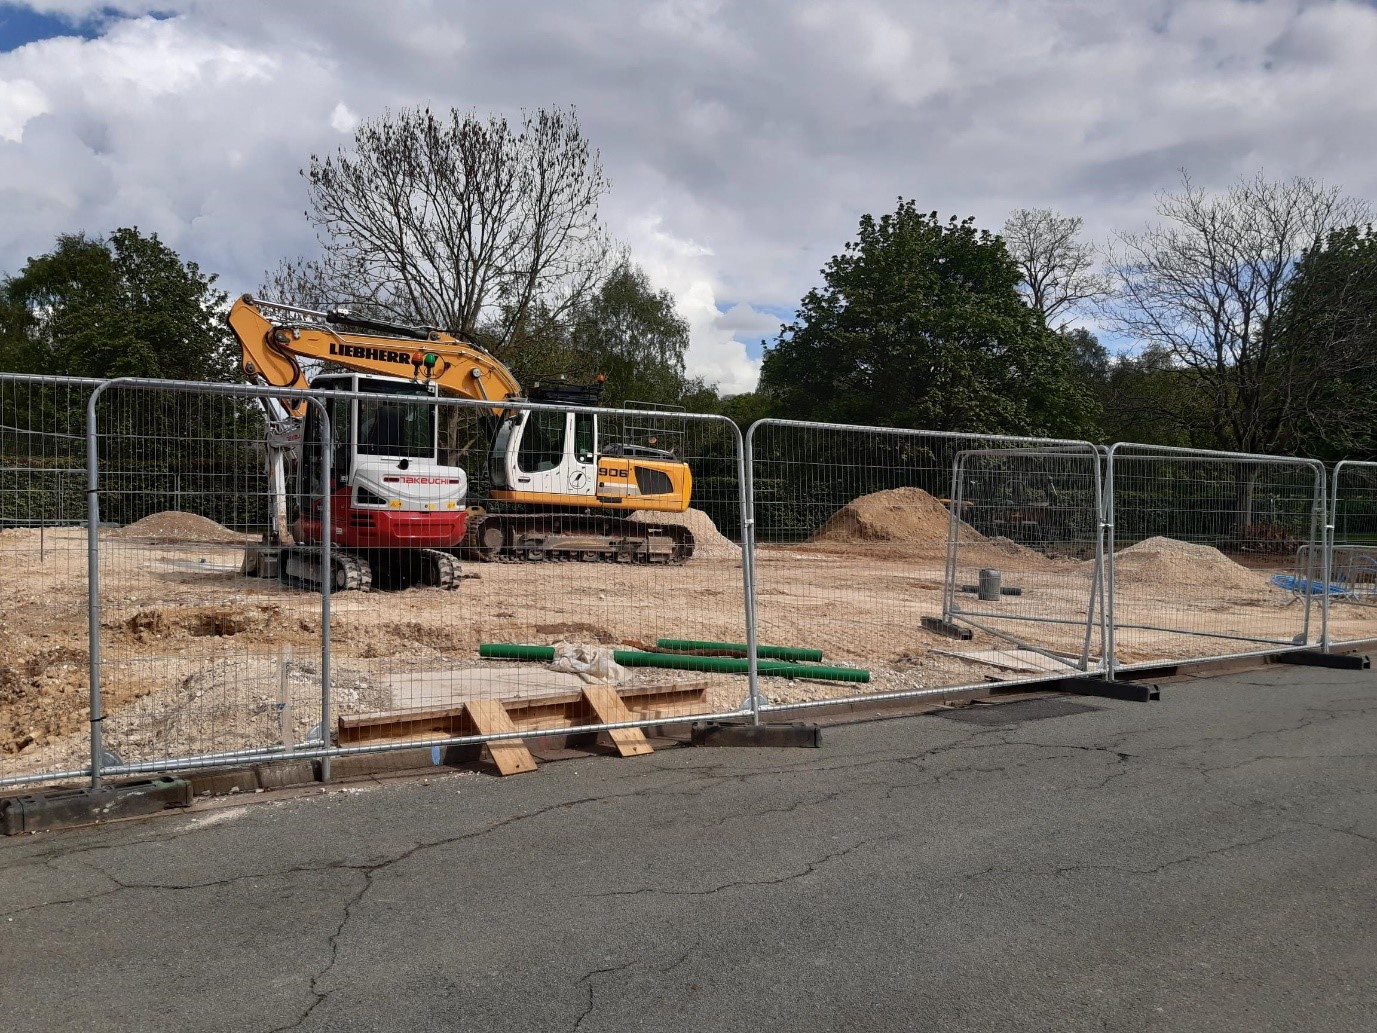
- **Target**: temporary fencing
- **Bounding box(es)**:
[1323,462,1377,649]
[1104,444,1326,675]
[3,368,1373,793]
[1,375,752,788]
[743,420,1107,713]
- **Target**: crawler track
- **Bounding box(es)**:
[464,513,695,564]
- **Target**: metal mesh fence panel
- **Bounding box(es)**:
[1323,461,1377,647]
[1,375,104,785]
[14,381,751,785]
[81,381,330,783]
[1105,445,1325,674]
[744,420,1105,712]
[361,394,751,753]
[947,446,1106,671]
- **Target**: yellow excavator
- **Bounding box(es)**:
[227,295,695,590]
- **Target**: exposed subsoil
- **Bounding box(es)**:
[3,494,1365,782]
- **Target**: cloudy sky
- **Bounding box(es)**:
[2,0,1376,393]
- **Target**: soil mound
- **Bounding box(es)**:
[1106,536,1270,593]
[810,487,984,548]
[632,507,739,559]
[108,511,251,543]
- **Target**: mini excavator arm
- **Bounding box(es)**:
[228,295,524,417]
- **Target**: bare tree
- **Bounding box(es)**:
[1108,171,1369,457]
[1001,208,1108,327]
[271,106,615,349]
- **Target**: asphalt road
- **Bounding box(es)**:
[3,663,1375,1032]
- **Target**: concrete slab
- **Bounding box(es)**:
[385,668,588,710]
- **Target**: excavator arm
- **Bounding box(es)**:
[228,295,524,416]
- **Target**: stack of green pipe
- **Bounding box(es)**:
[654,638,824,662]
[478,643,868,683]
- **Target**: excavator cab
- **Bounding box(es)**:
[487,387,690,513]
[284,374,468,589]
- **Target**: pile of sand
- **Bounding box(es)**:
[632,507,740,560]
[107,511,252,544]
[1105,536,1270,593]
[809,487,985,548]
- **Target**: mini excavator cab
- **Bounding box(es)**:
[294,373,468,550]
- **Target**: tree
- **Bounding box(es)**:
[565,261,693,407]
[760,200,1096,437]
[0,228,248,527]
[1107,171,1370,457]
[1276,224,1377,459]
[1002,208,1109,328]
[276,106,614,353]
[1098,345,1210,447]
[0,227,234,381]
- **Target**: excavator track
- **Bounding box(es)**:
[281,547,374,592]
[464,512,695,565]
[419,548,463,589]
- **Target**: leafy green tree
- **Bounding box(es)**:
[490,260,702,408]
[0,227,235,381]
[0,228,250,527]
[1099,346,1209,447]
[760,200,1096,437]
[1276,224,1377,459]
[566,261,692,407]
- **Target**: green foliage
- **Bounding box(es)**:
[1098,346,1213,448]
[0,227,235,382]
[760,200,1096,437]
[1276,224,1377,459]
[0,229,258,528]
[567,262,691,407]
[494,260,704,409]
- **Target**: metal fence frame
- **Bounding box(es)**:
[1104,443,1327,679]
[39,377,752,790]
[1322,460,1377,652]
[742,419,1109,716]
[5,368,1375,791]
[945,444,1108,673]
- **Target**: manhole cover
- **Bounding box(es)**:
[937,697,1102,725]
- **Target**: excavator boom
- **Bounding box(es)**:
[229,295,523,414]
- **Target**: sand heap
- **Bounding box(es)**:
[631,507,740,559]
[107,511,252,544]
[1105,536,1269,593]
[809,487,985,548]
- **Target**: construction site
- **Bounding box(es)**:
[1,302,1373,791]
[4,460,1371,788]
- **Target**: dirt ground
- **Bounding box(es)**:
[3,497,1369,783]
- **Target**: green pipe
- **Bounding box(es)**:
[478,643,868,683]
[654,639,825,662]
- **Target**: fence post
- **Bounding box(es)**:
[85,379,123,790]
[742,420,761,725]
[1103,445,1119,681]
[317,399,332,783]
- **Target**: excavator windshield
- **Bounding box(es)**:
[358,398,434,459]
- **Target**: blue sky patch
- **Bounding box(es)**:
[0,5,170,53]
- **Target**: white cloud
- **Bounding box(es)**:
[620,211,762,394]
[0,78,47,142]
[329,102,358,133]
[2,0,1376,393]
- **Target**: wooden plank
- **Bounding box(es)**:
[337,707,473,745]
[579,684,653,757]
[462,699,539,776]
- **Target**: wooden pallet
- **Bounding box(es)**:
[336,680,711,776]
